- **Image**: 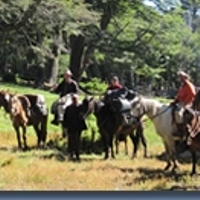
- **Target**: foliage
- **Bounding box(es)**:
[80,77,107,92]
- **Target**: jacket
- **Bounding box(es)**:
[175,80,196,106]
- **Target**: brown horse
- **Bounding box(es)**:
[180,107,200,175]
[115,122,147,157]
[0,90,48,149]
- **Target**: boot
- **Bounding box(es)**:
[51,114,59,125]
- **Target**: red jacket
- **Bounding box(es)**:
[175,80,196,106]
[107,83,123,91]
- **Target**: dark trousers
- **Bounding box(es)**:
[67,131,81,160]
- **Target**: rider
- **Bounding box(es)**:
[172,71,196,142]
[107,76,123,91]
[173,71,196,107]
[50,69,79,125]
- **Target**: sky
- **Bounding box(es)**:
[143,0,156,7]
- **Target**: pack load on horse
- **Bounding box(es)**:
[0,90,48,149]
[50,69,79,125]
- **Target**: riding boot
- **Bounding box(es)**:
[51,113,59,125]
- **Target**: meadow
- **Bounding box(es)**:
[0,83,199,190]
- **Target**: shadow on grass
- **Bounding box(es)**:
[135,167,188,184]
[154,151,200,166]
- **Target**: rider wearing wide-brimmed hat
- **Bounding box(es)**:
[173,71,196,107]
[50,69,79,125]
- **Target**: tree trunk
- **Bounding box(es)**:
[69,34,85,81]
[47,31,62,85]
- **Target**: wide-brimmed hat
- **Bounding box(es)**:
[177,71,189,79]
[64,69,72,76]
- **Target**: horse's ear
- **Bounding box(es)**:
[89,96,94,102]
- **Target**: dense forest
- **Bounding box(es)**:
[0,0,200,96]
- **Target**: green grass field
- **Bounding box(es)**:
[0,83,199,190]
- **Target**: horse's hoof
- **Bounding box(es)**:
[104,156,109,160]
[131,155,137,159]
[190,172,197,177]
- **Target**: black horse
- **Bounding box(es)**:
[91,97,147,160]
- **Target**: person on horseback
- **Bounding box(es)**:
[50,69,79,125]
[107,76,123,91]
[171,71,196,142]
[173,71,196,107]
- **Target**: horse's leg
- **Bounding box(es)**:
[110,134,115,159]
[139,124,147,158]
[171,147,178,172]
[124,137,128,155]
[41,115,48,147]
[33,124,41,148]
[115,136,119,155]
[163,141,172,171]
[22,126,28,150]
[101,130,109,159]
[14,125,22,149]
[129,131,138,159]
[191,151,197,176]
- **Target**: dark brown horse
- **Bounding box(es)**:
[180,107,200,176]
[0,90,48,149]
[91,99,147,159]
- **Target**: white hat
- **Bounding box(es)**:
[64,69,72,76]
[177,71,189,79]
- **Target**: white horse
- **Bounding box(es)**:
[130,96,184,171]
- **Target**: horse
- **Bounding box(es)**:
[0,90,48,149]
[130,96,184,171]
[179,107,200,175]
[91,98,147,159]
[115,122,147,157]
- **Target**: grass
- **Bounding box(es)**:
[0,83,200,190]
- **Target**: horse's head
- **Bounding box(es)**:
[80,96,94,118]
[0,90,13,113]
[130,95,144,118]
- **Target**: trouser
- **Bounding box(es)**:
[68,131,81,160]
[51,100,65,122]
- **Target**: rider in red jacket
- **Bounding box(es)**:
[107,76,123,91]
